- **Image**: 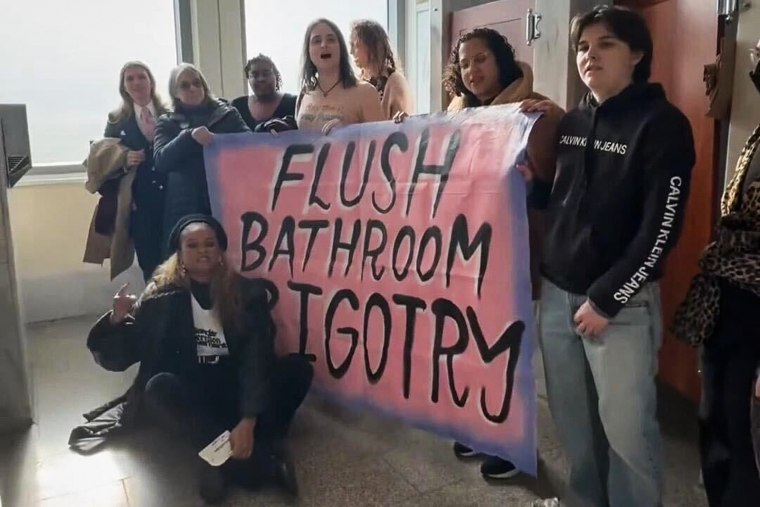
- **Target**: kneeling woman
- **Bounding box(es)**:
[87,214,313,503]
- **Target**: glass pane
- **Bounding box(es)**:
[415,7,430,114]
[0,0,178,164]
[244,0,389,95]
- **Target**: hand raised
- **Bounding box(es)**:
[111,283,137,324]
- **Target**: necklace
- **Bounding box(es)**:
[317,79,340,97]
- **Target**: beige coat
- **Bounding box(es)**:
[82,138,136,280]
[448,62,564,298]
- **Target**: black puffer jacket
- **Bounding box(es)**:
[87,276,276,419]
[153,100,250,246]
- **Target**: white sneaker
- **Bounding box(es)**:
[530,499,560,507]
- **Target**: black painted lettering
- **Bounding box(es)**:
[416,226,442,282]
[272,144,312,211]
[361,219,387,282]
[310,143,331,210]
[447,215,491,298]
[298,220,329,272]
[467,309,524,424]
[256,277,279,310]
[373,132,407,213]
[392,226,416,281]
[328,219,362,277]
[393,294,427,399]
[240,211,268,271]
[406,128,461,218]
[431,299,470,407]
[363,293,391,384]
[268,216,295,275]
[324,289,360,378]
[286,281,321,362]
[340,140,374,208]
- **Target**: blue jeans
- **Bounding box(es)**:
[539,278,663,507]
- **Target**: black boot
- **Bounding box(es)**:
[198,463,227,504]
[269,442,299,497]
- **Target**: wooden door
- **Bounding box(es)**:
[619,0,720,401]
[450,0,535,68]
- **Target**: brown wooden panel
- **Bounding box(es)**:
[449,0,535,63]
[632,0,719,402]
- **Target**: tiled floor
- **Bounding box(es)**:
[0,315,708,506]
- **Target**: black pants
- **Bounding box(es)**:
[700,283,760,507]
[131,205,164,282]
[142,354,313,480]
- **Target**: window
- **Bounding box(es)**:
[0,0,178,166]
[244,0,389,95]
[414,5,431,114]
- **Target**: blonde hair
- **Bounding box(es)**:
[168,63,215,110]
[146,251,245,334]
[109,61,168,124]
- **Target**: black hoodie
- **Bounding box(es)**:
[540,83,695,318]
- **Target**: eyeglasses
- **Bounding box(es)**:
[178,78,203,91]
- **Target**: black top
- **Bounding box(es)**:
[541,83,696,318]
[104,113,164,208]
[190,280,212,309]
[231,94,297,132]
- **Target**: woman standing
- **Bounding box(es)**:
[350,19,414,120]
[673,37,760,507]
[442,27,563,481]
[231,54,298,132]
[531,6,696,506]
[154,63,250,245]
[104,61,168,281]
[87,215,313,503]
[296,18,385,134]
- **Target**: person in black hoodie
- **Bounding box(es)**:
[154,64,250,250]
[526,6,695,507]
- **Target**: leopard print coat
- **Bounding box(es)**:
[673,124,760,346]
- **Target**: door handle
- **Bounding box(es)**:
[526,8,542,46]
[717,0,748,24]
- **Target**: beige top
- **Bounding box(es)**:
[296,81,384,132]
[379,71,414,120]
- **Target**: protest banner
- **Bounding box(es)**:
[205,105,539,473]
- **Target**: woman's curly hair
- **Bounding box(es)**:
[443,28,523,107]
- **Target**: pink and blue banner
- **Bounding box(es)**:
[205,106,539,474]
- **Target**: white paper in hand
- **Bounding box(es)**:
[198,430,232,467]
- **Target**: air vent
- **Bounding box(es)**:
[7,155,31,187]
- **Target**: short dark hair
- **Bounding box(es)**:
[300,18,358,91]
[244,54,282,91]
[443,27,523,107]
[570,5,653,83]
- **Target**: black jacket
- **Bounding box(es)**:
[87,276,276,418]
[153,100,249,244]
[104,112,164,210]
[541,83,696,317]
